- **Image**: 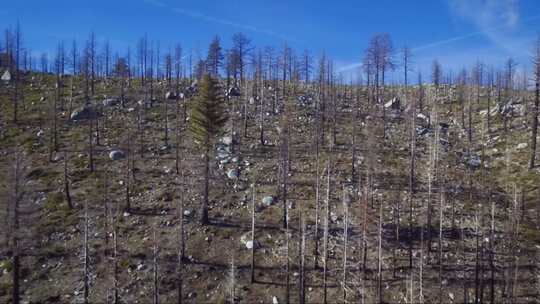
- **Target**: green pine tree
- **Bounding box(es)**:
[188,74,228,224]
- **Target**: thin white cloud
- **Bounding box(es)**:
[143,0,295,42]
[447,0,528,55]
[338,1,539,73]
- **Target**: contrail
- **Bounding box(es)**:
[143,0,296,42]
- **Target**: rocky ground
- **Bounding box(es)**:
[1,74,539,303]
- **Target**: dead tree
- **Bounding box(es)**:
[285,209,290,304]
[313,105,321,269]
[177,172,185,304]
[83,200,90,304]
[175,95,182,175]
[164,92,169,147]
[279,101,291,228]
[12,24,21,123]
[125,135,132,211]
[530,36,540,169]
[323,160,331,304]
[342,187,349,303]
[250,185,256,284]
[408,70,417,270]
[377,198,383,304]
[87,112,95,172]
[299,213,306,304]
[5,153,25,304]
[438,188,445,303]
[229,256,236,304]
[64,151,73,209]
[112,213,119,304]
[153,227,159,304]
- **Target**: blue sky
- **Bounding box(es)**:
[1,0,539,82]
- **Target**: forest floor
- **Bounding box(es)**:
[1,74,540,303]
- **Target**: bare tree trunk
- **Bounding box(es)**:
[64,151,73,209]
[284,211,290,304]
[530,69,540,169]
[299,213,306,304]
[175,96,182,174]
[259,90,265,145]
[153,228,159,304]
[323,161,330,304]
[125,136,131,211]
[342,188,349,303]
[88,118,94,172]
[229,256,235,304]
[112,214,119,304]
[438,189,444,303]
[250,185,256,284]
[377,199,383,304]
[490,201,495,304]
[83,200,89,304]
[313,128,321,269]
[10,155,23,304]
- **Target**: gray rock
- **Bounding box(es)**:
[102,98,119,107]
[222,136,233,146]
[165,91,177,100]
[70,104,97,121]
[227,86,241,97]
[517,142,528,150]
[384,97,400,109]
[463,153,481,169]
[262,196,274,206]
[1,69,11,82]
[109,150,126,161]
[240,232,259,249]
[227,168,239,179]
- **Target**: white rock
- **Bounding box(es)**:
[227,168,239,179]
[262,196,274,206]
[517,142,528,150]
[222,136,233,145]
[109,150,126,161]
[272,296,279,304]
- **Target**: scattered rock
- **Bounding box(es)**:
[462,152,481,169]
[384,97,400,109]
[222,136,233,146]
[102,98,119,107]
[416,126,430,136]
[228,86,241,97]
[262,196,274,206]
[70,104,97,121]
[240,232,259,249]
[227,168,240,180]
[109,150,126,161]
